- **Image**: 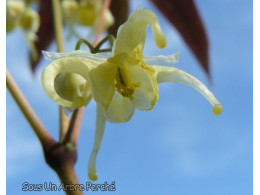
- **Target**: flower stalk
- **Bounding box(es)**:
[75,35,115,53]
[52,0,70,141]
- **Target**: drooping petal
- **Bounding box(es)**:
[144,52,180,66]
[154,66,222,115]
[113,9,166,58]
[43,50,110,62]
[41,57,96,108]
[88,61,117,110]
[88,104,106,181]
[127,64,159,110]
[104,91,135,123]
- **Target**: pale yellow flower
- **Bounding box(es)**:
[62,0,114,38]
[6,0,40,61]
[42,9,222,181]
[6,0,25,32]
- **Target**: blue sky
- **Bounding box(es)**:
[6,0,253,194]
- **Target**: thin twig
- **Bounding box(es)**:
[59,107,69,142]
[51,0,69,141]
[93,0,112,47]
[6,69,54,146]
[71,108,85,145]
[52,0,64,52]
[61,109,79,145]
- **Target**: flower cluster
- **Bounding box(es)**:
[62,0,114,38]
[6,0,40,61]
[41,9,222,181]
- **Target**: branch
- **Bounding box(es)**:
[6,69,54,146]
[43,140,82,195]
[62,109,79,145]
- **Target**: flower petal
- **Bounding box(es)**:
[104,91,135,123]
[113,9,166,58]
[144,52,180,66]
[43,50,110,62]
[154,66,222,115]
[41,57,96,108]
[127,65,158,110]
[88,104,106,181]
[89,61,117,110]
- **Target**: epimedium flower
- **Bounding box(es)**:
[6,0,40,62]
[41,9,222,181]
[6,0,25,32]
[62,0,114,39]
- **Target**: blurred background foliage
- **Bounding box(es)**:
[30,0,210,76]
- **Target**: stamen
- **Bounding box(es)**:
[115,66,140,97]
[117,66,126,85]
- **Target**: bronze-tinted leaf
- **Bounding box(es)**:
[108,0,129,37]
[30,0,54,72]
[150,0,210,76]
